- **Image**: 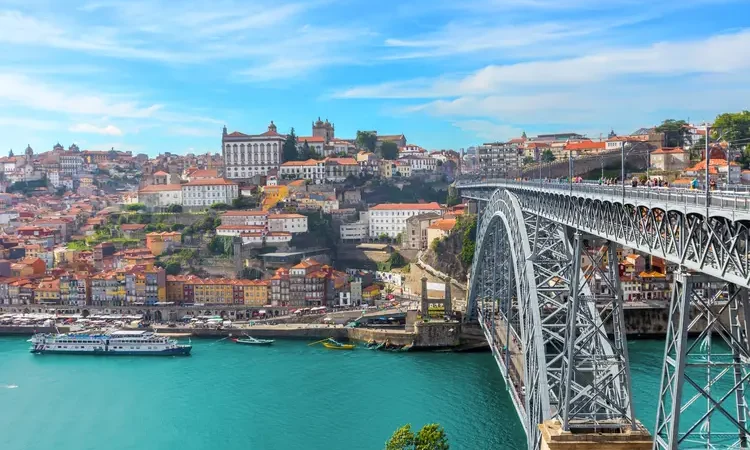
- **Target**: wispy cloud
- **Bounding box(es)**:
[0,74,162,118]
[69,123,123,136]
[336,30,750,99]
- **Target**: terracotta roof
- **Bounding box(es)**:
[288,179,306,186]
[326,157,358,166]
[281,159,323,167]
[226,131,249,138]
[120,224,147,230]
[139,184,182,193]
[259,129,282,137]
[370,202,442,211]
[221,210,268,217]
[565,141,606,151]
[183,178,237,186]
[428,219,457,232]
[153,171,169,176]
[297,136,326,143]
[188,169,218,178]
[268,213,306,219]
[292,259,321,269]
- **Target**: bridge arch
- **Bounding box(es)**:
[467,189,551,449]
[467,188,637,450]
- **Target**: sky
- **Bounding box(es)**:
[1,0,750,156]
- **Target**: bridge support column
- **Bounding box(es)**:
[654,270,750,450]
[539,419,651,450]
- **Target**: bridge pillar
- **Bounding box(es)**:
[420,277,429,316]
[444,281,452,315]
[539,420,651,450]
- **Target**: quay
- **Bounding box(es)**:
[0,316,464,350]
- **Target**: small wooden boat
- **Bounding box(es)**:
[232,336,274,346]
[322,342,356,350]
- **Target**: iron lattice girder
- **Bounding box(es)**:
[466,189,636,450]
[460,182,750,289]
[654,271,750,450]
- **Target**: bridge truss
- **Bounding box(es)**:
[463,182,750,450]
[468,189,636,449]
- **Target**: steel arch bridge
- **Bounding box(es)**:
[459,179,750,450]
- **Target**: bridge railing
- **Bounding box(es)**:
[458,179,750,213]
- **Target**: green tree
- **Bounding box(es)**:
[165,262,182,276]
[541,149,555,163]
[690,136,706,161]
[445,185,460,207]
[299,141,311,160]
[523,156,535,165]
[356,130,378,152]
[125,203,146,211]
[282,127,298,162]
[385,424,449,450]
[655,119,689,148]
[415,424,449,450]
[232,196,256,209]
[386,424,414,450]
[713,111,750,168]
[380,141,399,160]
[210,202,231,210]
[713,111,750,144]
[166,204,183,213]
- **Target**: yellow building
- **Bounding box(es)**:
[35,278,61,304]
[362,285,381,302]
[192,279,233,304]
[262,185,289,211]
[146,231,182,256]
[243,280,269,306]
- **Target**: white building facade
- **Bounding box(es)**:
[369,202,443,238]
[181,178,239,208]
[268,214,308,233]
[222,122,285,180]
[137,184,183,209]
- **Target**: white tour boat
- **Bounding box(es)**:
[29,330,192,356]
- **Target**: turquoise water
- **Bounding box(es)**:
[0,338,695,449]
[0,337,525,450]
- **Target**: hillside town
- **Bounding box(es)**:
[0,114,748,311]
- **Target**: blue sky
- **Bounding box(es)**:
[1,0,749,156]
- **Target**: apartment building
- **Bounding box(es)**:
[369,202,443,239]
[181,178,239,209]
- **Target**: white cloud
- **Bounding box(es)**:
[69,123,123,136]
[336,30,750,99]
[0,74,161,118]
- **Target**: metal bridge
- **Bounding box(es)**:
[457,179,750,450]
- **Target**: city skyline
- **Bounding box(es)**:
[1,0,749,156]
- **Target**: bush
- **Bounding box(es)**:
[210,202,231,210]
[166,204,183,213]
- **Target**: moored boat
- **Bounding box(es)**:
[29,330,191,356]
[322,339,356,350]
[232,336,274,346]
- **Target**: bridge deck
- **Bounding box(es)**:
[460,179,750,221]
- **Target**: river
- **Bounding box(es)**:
[0,337,671,449]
